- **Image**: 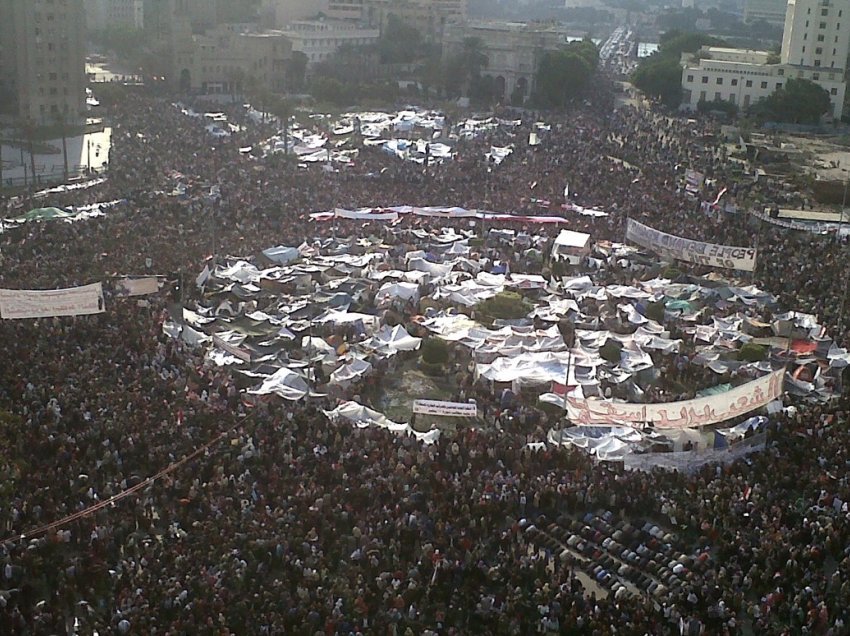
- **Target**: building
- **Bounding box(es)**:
[680,0,850,119]
[443,21,580,103]
[0,0,88,124]
[742,0,788,25]
[781,0,850,70]
[85,0,145,31]
[277,19,379,68]
[681,47,846,118]
[173,24,293,94]
[260,0,328,28]
[367,0,467,41]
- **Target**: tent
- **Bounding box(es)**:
[330,358,372,385]
[13,207,73,222]
[551,229,591,263]
[247,367,310,400]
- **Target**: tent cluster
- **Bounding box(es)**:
[252,107,528,168]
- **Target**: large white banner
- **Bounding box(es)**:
[413,399,478,418]
[567,369,784,429]
[0,282,105,319]
[626,219,757,271]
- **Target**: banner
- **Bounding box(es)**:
[566,369,784,428]
[413,399,478,418]
[685,169,703,194]
[0,282,105,319]
[115,277,159,297]
[310,206,577,225]
[626,219,757,271]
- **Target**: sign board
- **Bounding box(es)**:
[115,277,159,297]
[626,219,757,271]
[0,282,105,319]
[212,334,252,363]
[413,399,478,418]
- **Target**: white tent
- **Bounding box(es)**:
[376,281,420,305]
[330,358,372,385]
[262,245,300,264]
[247,368,310,400]
[552,229,591,263]
[370,324,422,352]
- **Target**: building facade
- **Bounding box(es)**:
[781,0,850,70]
[277,20,379,67]
[85,0,145,31]
[742,0,788,25]
[260,0,328,28]
[0,0,88,124]
[681,47,846,118]
[443,21,578,103]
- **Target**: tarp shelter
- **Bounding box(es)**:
[14,207,73,222]
[247,367,310,400]
[262,246,300,264]
[552,229,591,264]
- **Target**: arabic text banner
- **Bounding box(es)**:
[413,399,478,418]
[566,369,783,428]
[626,219,757,271]
[0,282,105,319]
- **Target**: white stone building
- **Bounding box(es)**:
[277,19,379,67]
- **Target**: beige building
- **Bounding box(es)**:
[0,0,88,124]
[176,24,294,94]
[326,0,466,40]
[443,21,579,103]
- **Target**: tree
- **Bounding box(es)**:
[285,51,308,92]
[271,97,293,156]
[533,50,593,108]
[378,14,424,64]
[631,31,725,108]
[54,112,69,181]
[754,78,832,124]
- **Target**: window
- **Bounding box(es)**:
[778,68,784,76]
[746,80,753,87]
[813,73,819,80]
[816,47,823,54]
[776,83,782,89]
[731,78,738,86]
[714,91,721,101]
[832,87,838,95]
[820,22,827,28]
[822,8,828,15]
[716,77,723,85]
[687,74,694,82]
[818,34,825,41]
[815,59,821,66]
[702,75,709,84]
[761,81,768,88]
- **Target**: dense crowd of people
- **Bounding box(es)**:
[0,75,849,636]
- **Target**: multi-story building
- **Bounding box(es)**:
[367,0,467,40]
[260,0,328,27]
[85,0,145,31]
[743,0,788,25]
[680,0,850,119]
[443,21,578,103]
[277,19,379,67]
[170,23,293,94]
[781,0,850,70]
[0,0,88,124]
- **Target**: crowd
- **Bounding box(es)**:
[0,76,849,636]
